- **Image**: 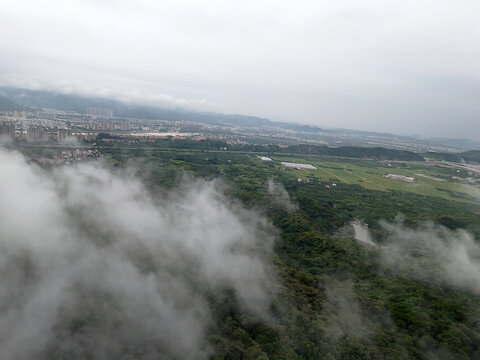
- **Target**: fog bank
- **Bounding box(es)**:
[0,149,276,359]
[381,219,480,294]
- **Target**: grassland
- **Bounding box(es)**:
[269,155,480,203]
[15,140,480,204]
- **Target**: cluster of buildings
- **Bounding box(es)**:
[0,111,28,118]
[1,111,69,132]
[36,149,102,165]
[33,111,55,119]
[0,121,95,143]
[26,126,49,142]
[85,122,130,131]
[58,129,96,142]
[2,108,240,144]
[0,121,15,142]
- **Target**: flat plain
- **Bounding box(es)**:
[270,155,480,203]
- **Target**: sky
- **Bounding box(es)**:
[0,0,479,139]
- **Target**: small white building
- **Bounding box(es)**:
[384,174,415,183]
[281,162,317,170]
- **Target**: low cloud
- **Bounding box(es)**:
[380,218,480,294]
[80,85,215,110]
[266,179,297,213]
[0,148,276,359]
[321,279,379,341]
[351,221,378,247]
[0,75,216,111]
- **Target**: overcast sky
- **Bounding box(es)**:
[1,0,479,139]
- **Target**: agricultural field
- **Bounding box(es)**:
[14,142,480,203]
[269,155,480,203]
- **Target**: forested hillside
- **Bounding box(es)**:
[425,150,480,165]
[94,147,480,359]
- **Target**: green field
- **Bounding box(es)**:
[269,155,480,203]
[16,141,480,204]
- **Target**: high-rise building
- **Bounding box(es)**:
[27,125,48,142]
[86,107,113,117]
[0,121,16,142]
[58,129,72,141]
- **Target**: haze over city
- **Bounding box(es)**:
[1,0,479,140]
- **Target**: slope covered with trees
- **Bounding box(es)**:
[94,146,480,359]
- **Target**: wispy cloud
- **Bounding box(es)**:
[380,218,480,294]
[0,75,216,110]
[266,179,298,213]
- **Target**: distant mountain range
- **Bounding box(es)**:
[1,86,479,152]
[0,87,320,132]
[0,94,31,112]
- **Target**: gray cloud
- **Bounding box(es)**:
[380,218,480,294]
[351,221,378,247]
[0,148,276,359]
[0,74,215,111]
[266,179,297,213]
[322,279,378,341]
[1,0,479,139]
